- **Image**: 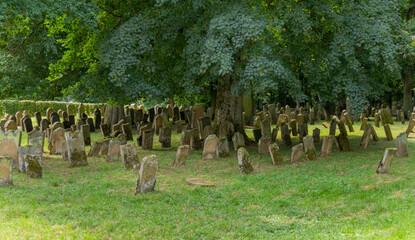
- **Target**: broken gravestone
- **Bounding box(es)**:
[376,148,397,174]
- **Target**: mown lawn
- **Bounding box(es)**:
[1,121,414,239]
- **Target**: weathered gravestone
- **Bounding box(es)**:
[142,129,154,150]
[290,119,298,136]
[17,145,41,173]
[180,130,191,146]
[360,117,368,131]
[190,128,202,150]
[94,108,102,129]
[396,133,408,158]
[217,137,230,158]
[88,140,104,157]
[280,124,292,146]
[100,124,111,138]
[0,130,22,167]
[291,143,303,164]
[376,148,397,174]
[406,119,415,135]
[320,135,335,157]
[159,127,172,148]
[100,139,110,156]
[335,133,350,151]
[122,123,133,141]
[0,157,12,186]
[81,124,91,146]
[136,155,159,194]
[384,124,393,141]
[65,131,88,167]
[23,117,33,133]
[303,136,316,161]
[174,145,190,167]
[232,132,245,151]
[258,118,271,154]
[46,108,54,122]
[87,118,95,133]
[237,147,253,174]
[313,128,320,144]
[153,115,163,136]
[51,113,60,125]
[202,134,219,161]
[28,130,44,153]
[78,103,85,119]
[120,143,139,169]
[4,120,17,131]
[269,143,283,165]
[107,139,121,162]
[25,155,42,179]
[62,140,69,161]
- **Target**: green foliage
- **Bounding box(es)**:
[0,100,104,116]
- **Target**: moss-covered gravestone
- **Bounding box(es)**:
[65,131,88,167]
[174,145,190,167]
[136,155,159,194]
[396,133,408,158]
[202,134,219,161]
[0,157,12,186]
[303,136,316,161]
[237,147,253,174]
[107,139,121,162]
[268,143,283,165]
[120,143,139,169]
[25,155,42,179]
[216,137,230,158]
[290,143,303,164]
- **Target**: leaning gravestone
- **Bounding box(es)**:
[303,136,316,161]
[174,145,190,167]
[290,143,303,164]
[217,137,230,158]
[107,139,121,162]
[88,140,104,157]
[405,119,415,135]
[25,155,42,179]
[376,148,397,174]
[396,133,408,157]
[335,133,350,151]
[65,131,88,167]
[136,155,159,194]
[0,130,22,167]
[180,130,191,146]
[0,157,13,186]
[202,134,219,161]
[100,124,111,138]
[120,143,139,169]
[384,124,393,141]
[237,147,253,174]
[269,143,283,165]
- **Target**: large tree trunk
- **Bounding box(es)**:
[403,0,415,118]
[214,74,253,144]
[403,72,413,118]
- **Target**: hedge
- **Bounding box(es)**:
[0,100,106,117]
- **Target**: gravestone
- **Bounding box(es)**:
[335,133,350,151]
[271,128,278,143]
[49,127,65,154]
[62,111,68,121]
[81,124,91,146]
[120,143,139,169]
[51,113,60,125]
[313,128,320,144]
[23,118,33,133]
[100,139,110,156]
[25,155,42,179]
[202,134,219,161]
[405,119,415,135]
[253,128,262,142]
[153,115,163,135]
[384,124,393,141]
[34,112,42,127]
[374,113,380,127]
[4,120,17,131]
[281,124,292,146]
[269,143,283,165]
[142,129,154,150]
[87,118,95,133]
[303,136,316,161]
[202,126,214,140]
[290,119,298,136]
[159,127,171,148]
[94,108,101,129]
[217,137,230,158]
[107,139,121,162]
[0,157,12,186]
[15,112,22,127]
[88,141,104,157]
[136,155,159,194]
[360,117,368,130]
[40,119,49,132]
[46,108,54,122]
[232,132,245,151]
[396,133,408,157]
[190,128,202,150]
[65,131,88,167]
[360,124,373,149]
[174,145,190,167]
[376,148,397,174]
[122,123,133,141]
[28,130,44,153]
[100,124,111,137]
[78,103,85,119]
[290,143,303,164]
[180,130,191,146]
[237,147,253,174]
[68,115,75,126]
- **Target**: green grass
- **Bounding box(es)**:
[1,120,415,239]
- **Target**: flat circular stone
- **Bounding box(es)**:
[186,178,215,187]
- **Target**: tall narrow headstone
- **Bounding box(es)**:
[136,155,159,194]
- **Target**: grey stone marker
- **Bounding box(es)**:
[202,134,219,161]
[232,132,245,151]
[136,155,159,194]
[303,136,316,161]
[65,131,88,167]
[0,130,22,168]
[396,133,408,157]
[237,147,253,174]
[376,148,397,174]
[49,127,65,154]
[384,124,393,141]
[120,143,139,169]
[88,141,104,157]
[216,137,230,158]
[0,157,12,186]
[290,143,303,164]
[269,143,283,165]
[107,139,121,162]
[174,145,190,167]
